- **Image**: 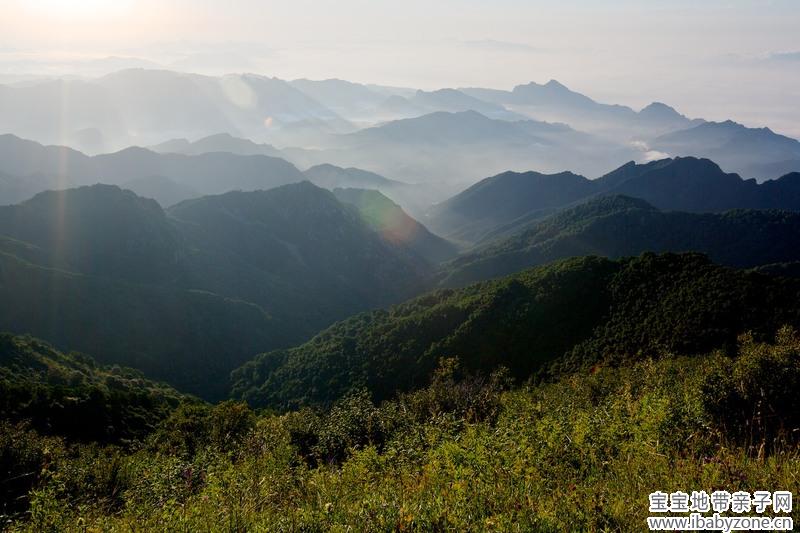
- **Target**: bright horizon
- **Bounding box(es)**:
[1,0,800,137]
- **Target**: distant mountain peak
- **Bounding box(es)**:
[110,145,156,157]
[717,119,744,129]
[545,79,568,90]
[642,101,674,111]
[661,155,726,173]
[510,79,597,107]
[639,102,684,120]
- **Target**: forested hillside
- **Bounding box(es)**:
[439,195,800,286]
[0,183,436,398]
[427,157,800,244]
[0,333,188,443]
[231,253,800,409]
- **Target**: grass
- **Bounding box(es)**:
[5,330,800,532]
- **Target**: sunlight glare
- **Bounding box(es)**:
[24,0,135,18]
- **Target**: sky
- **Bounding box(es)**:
[1,0,799,136]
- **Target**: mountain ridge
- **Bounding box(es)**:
[427,156,800,243]
[0,182,435,398]
[438,194,800,286]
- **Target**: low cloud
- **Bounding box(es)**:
[631,140,670,162]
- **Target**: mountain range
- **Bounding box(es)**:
[0,133,305,206]
[426,157,800,243]
[461,80,703,139]
[2,69,798,188]
[2,71,800,407]
[651,120,800,180]
[0,133,437,212]
[0,182,437,398]
[150,132,285,159]
[438,195,800,286]
[0,69,347,153]
[231,253,800,409]
[290,110,637,189]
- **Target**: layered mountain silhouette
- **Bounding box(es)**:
[438,195,800,286]
[150,133,285,159]
[461,80,702,138]
[0,182,436,398]
[288,78,394,121]
[0,185,181,284]
[2,70,797,190]
[345,109,574,144]
[427,157,800,243]
[652,120,800,180]
[0,69,348,152]
[426,169,594,243]
[0,134,305,206]
[376,89,525,121]
[305,163,407,190]
[299,110,636,189]
[304,163,430,215]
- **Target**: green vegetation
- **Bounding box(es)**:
[439,195,800,287]
[426,168,592,244]
[0,334,189,518]
[426,157,800,245]
[232,253,800,410]
[0,183,431,399]
[2,178,799,530]
[0,249,286,400]
[0,333,187,444]
[3,330,798,530]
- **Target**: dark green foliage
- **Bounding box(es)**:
[0,334,191,518]
[4,333,799,530]
[284,390,383,466]
[560,253,800,372]
[0,185,181,284]
[426,168,593,243]
[149,401,256,457]
[232,255,616,408]
[427,156,800,244]
[282,359,512,467]
[0,182,431,399]
[0,251,286,399]
[701,327,800,449]
[169,183,429,323]
[0,422,62,517]
[0,333,187,443]
[233,253,800,410]
[440,195,800,287]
